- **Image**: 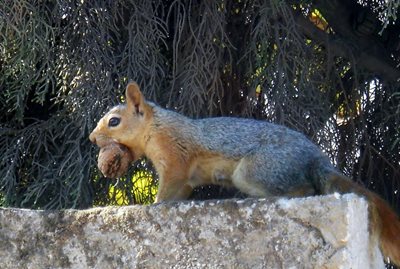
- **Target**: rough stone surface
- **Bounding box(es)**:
[0,194,384,269]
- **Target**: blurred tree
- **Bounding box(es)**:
[0,0,399,224]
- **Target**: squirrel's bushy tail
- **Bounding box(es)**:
[369,192,400,266]
[323,173,400,266]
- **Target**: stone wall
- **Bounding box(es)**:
[0,194,384,269]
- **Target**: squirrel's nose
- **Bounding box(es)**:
[89,132,96,144]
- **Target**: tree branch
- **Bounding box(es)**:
[291,1,400,82]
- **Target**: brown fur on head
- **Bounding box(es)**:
[89,82,153,162]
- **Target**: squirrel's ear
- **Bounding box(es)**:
[125,82,147,114]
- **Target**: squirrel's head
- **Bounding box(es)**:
[89,82,153,161]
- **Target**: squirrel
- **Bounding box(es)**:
[89,82,400,266]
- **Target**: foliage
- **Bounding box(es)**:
[0,0,399,217]
[357,0,400,31]
[93,161,157,206]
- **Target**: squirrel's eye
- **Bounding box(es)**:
[108,117,120,127]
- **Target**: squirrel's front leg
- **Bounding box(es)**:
[154,170,193,203]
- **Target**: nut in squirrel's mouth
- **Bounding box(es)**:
[120,144,135,161]
[116,143,137,163]
[97,142,135,178]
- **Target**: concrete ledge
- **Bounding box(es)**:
[0,194,383,269]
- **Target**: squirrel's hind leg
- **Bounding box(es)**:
[231,150,318,198]
[231,158,271,197]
